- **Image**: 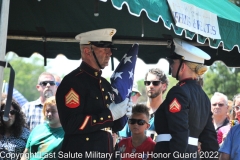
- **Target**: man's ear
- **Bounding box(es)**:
[36,85,41,91]
[161,83,167,92]
[83,47,91,56]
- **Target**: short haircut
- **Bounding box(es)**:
[38,72,55,84]
[42,96,57,120]
[211,92,228,105]
[132,104,150,119]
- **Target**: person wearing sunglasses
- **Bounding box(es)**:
[210,93,232,145]
[119,68,169,139]
[56,29,131,159]
[219,93,240,160]
[144,68,169,131]
[0,93,30,160]
[211,92,230,132]
[118,104,155,160]
[154,38,219,159]
[21,72,57,130]
[21,96,64,160]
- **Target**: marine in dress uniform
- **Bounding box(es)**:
[56,28,130,160]
[153,38,219,160]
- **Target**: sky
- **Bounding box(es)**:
[6,52,170,81]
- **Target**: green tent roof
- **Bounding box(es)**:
[111,0,240,52]
[5,0,240,67]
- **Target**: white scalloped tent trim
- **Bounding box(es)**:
[107,0,239,53]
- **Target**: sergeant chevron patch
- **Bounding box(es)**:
[65,88,80,108]
[169,98,181,113]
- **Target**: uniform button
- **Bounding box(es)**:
[96,97,98,99]
[100,80,101,83]
[100,117,103,120]
[106,104,109,107]
[86,137,89,141]
[93,120,96,123]
[105,96,108,100]
[108,115,111,118]
[94,72,98,76]
[102,88,104,91]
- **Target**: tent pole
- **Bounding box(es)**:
[0,0,10,101]
[7,35,211,46]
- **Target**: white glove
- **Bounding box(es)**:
[109,98,129,120]
[126,101,133,118]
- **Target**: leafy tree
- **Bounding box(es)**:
[3,56,45,101]
[203,62,240,100]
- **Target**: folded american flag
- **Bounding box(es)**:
[110,44,139,131]
[110,43,139,103]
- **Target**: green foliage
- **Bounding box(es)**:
[203,62,240,100]
[3,56,45,101]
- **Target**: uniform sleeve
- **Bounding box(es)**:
[199,112,219,159]
[112,115,128,132]
[165,87,189,157]
[56,76,114,135]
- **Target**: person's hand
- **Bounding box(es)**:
[126,101,133,118]
[109,98,129,120]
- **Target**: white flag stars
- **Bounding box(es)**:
[114,72,123,80]
[128,69,133,79]
[127,88,131,97]
[124,56,132,64]
[110,44,139,103]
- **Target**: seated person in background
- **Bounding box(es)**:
[0,93,30,160]
[118,104,155,160]
[21,96,64,160]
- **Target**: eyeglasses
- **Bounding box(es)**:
[0,110,18,116]
[39,81,55,86]
[212,103,225,107]
[234,106,240,111]
[128,119,148,125]
[131,92,137,97]
[144,81,161,86]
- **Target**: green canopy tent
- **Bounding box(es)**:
[3,0,240,68]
